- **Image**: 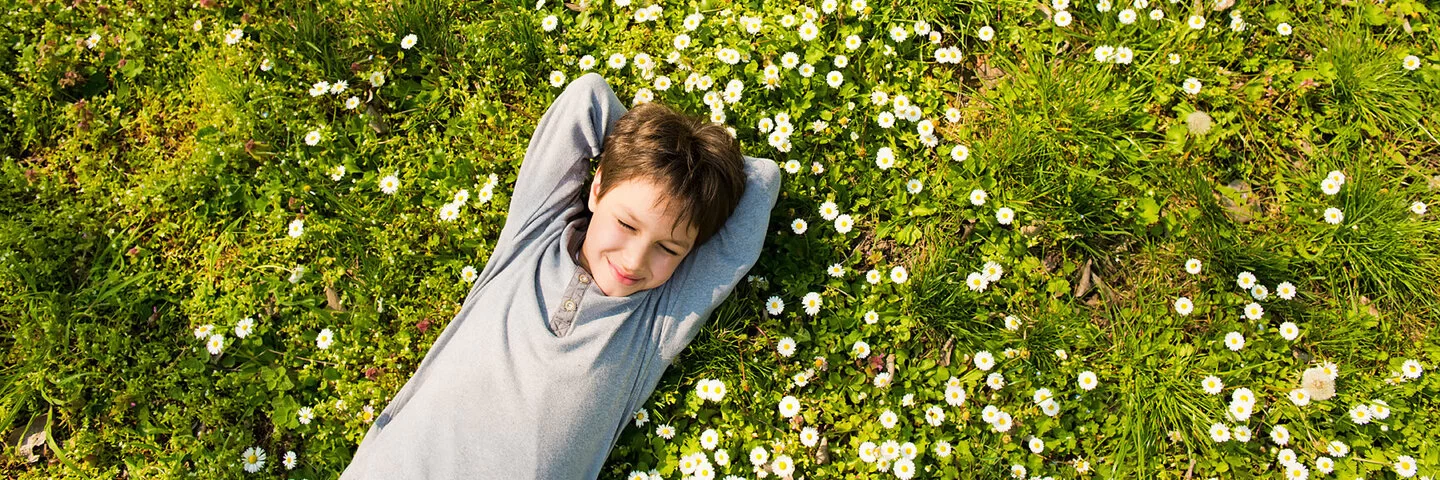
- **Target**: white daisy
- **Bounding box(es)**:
[1188,15,1206,29]
[304,130,322,146]
[298,406,314,425]
[1395,455,1418,477]
[1183,77,1203,95]
[879,409,898,428]
[1288,388,1310,406]
[890,266,908,284]
[700,428,720,450]
[974,351,995,370]
[1055,10,1073,27]
[1094,45,1116,62]
[777,336,796,357]
[1078,371,1098,390]
[802,291,822,316]
[1323,207,1344,225]
[1227,401,1252,422]
[1401,359,1423,379]
[1270,425,1291,445]
[1236,271,1256,289]
[875,146,896,169]
[1321,178,1341,195]
[1209,423,1230,442]
[799,426,819,447]
[992,411,1013,432]
[778,395,801,417]
[1243,302,1264,320]
[316,328,334,349]
[798,21,819,41]
[1276,281,1297,300]
[240,446,267,473]
[987,372,1006,390]
[380,174,400,194]
[1402,55,1421,71]
[1231,424,1252,443]
[951,144,970,161]
[995,207,1016,225]
[853,340,870,358]
[235,317,255,338]
[1174,297,1194,316]
[1349,403,1372,424]
[834,214,854,234]
[945,385,967,406]
[1224,331,1245,351]
[438,202,460,222]
[224,28,244,45]
[969,189,988,206]
[1279,322,1300,341]
[1370,401,1390,419]
[206,334,224,355]
[1202,375,1223,394]
[978,25,995,41]
[1250,284,1269,301]
[400,33,418,49]
[965,272,990,291]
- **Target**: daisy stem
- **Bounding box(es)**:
[267,348,339,366]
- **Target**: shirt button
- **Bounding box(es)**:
[578,273,590,284]
[563,300,576,312]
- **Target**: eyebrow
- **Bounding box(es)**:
[621,206,693,251]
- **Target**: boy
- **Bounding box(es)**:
[340,73,780,478]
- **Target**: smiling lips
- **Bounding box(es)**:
[609,258,640,286]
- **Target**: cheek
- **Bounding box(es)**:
[644,252,684,283]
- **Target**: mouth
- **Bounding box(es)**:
[609,258,640,286]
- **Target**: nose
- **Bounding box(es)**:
[618,242,646,277]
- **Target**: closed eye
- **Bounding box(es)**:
[619,220,680,256]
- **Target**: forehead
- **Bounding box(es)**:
[603,179,699,240]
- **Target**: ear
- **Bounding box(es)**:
[588,165,603,212]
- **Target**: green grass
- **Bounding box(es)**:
[2,0,1439,478]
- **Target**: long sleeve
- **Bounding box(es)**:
[483,73,628,285]
[656,155,782,362]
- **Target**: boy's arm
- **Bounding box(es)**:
[657,155,781,362]
[492,73,627,255]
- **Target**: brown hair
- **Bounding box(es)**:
[595,102,746,248]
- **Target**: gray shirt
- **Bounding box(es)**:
[340,73,781,479]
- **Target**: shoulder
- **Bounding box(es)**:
[741,156,781,196]
[568,72,615,96]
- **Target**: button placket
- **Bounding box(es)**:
[548,268,592,337]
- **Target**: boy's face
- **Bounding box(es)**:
[581,167,699,297]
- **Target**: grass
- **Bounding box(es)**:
[2,0,1439,478]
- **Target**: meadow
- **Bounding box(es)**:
[1,0,1438,478]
